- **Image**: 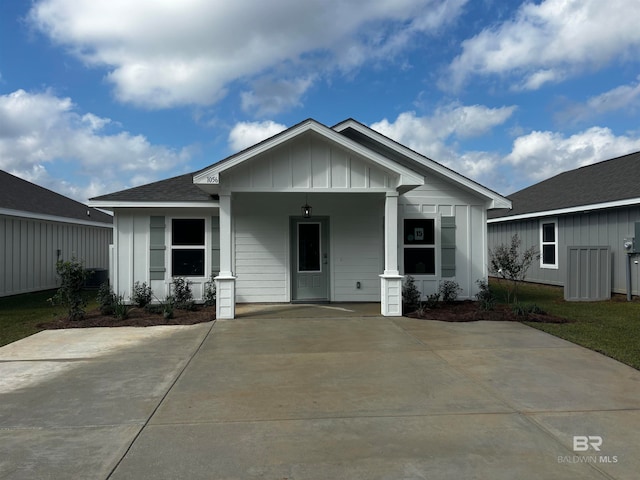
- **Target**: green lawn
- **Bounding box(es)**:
[0,290,98,347]
[490,279,640,370]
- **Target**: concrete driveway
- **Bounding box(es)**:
[1,307,640,479]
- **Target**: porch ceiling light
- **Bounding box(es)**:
[301,202,312,218]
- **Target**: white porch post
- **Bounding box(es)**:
[215,192,236,319]
[380,191,403,316]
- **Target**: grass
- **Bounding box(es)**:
[490,278,640,370]
[0,289,98,347]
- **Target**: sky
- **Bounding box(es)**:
[1,0,640,203]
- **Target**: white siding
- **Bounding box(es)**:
[225,133,396,191]
[0,214,112,297]
[399,177,488,300]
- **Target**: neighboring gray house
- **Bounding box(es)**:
[0,170,113,297]
[90,118,510,318]
[487,151,640,299]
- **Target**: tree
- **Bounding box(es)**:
[49,258,90,320]
[489,234,538,303]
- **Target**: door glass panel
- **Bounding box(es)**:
[298,223,321,272]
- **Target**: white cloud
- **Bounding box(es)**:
[447,0,640,91]
[29,0,467,110]
[558,77,640,124]
[371,104,516,157]
[228,120,288,152]
[370,105,516,188]
[504,127,640,183]
[241,76,316,117]
[0,89,191,201]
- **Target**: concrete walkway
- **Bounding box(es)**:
[1,310,639,479]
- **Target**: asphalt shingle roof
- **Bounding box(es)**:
[488,150,640,219]
[0,170,112,224]
[90,172,217,203]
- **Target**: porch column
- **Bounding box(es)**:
[380,191,403,316]
[215,192,236,319]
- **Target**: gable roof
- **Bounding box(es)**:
[0,170,112,225]
[192,118,425,193]
[90,117,510,209]
[488,150,640,221]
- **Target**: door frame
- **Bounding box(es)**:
[290,216,330,302]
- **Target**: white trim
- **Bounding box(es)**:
[0,207,112,228]
[332,119,511,209]
[88,201,218,210]
[193,119,425,191]
[487,197,640,223]
[539,218,559,270]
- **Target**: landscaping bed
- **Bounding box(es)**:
[405,300,571,323]
[38,305,216,329]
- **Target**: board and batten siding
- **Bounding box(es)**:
[0,214,112,297]
[399,177,488,300]
[487,204,640,296]
[111,208,218,302]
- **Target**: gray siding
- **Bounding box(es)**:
[0,214,112,297]
[487,204,640,296]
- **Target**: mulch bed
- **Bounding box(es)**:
[38,306,216,329]
[405,300,571,323]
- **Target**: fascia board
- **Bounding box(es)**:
[0,207,113,228]
[333,119,510,206]
[487,197,640,223]
[87,201,219,210]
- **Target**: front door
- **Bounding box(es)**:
[292,217,329,301]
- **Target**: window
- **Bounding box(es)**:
[298,222,321,272]
[403,218,435,275]
[172,219,205,276]
[540,220,558,269]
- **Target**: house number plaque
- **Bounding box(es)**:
[206,175,219,184]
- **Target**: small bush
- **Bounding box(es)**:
[161,296,174,319]
[113,294,130,320]
[97,282,117,315]
[132,281,153,308]
[171,277,195,310]
[439,280,462,303]
[423,292,441,309]
[204,274,216,307]
[475,279,496,311]
[49,258,90,321]
[402,275,422,311]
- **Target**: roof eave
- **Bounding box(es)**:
[487,197,640,223]
[87,200,220,210]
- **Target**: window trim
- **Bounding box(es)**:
[169,217,208,278]
[539,218,559,270]
[402,216,437,276]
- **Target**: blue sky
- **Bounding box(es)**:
[1,0,639,202]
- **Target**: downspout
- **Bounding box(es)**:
[627,253,632,302]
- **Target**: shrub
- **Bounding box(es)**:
[475,279,496,311]
[171,277,195,310]
[489,234,538,303]
[203,273,216,307]
[97,282,117,315]
[113,294,130,320]
[49,258,90,321]
[439,280,462,303]
[423,292,441,309]
[402,275,422,312]
[132,281,153,308]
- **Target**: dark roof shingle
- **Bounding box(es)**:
[488,151,640,219]
[0,170,112,224]
[90,172,217,203]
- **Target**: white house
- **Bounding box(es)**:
[90,118,510,318]
[0,170,113,297]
